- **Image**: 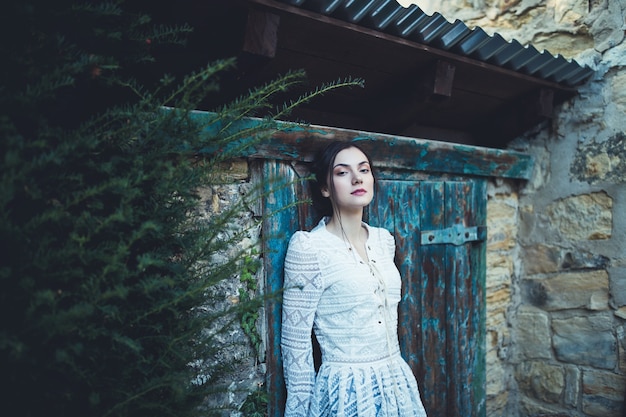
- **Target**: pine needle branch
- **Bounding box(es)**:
[273,75,365,119]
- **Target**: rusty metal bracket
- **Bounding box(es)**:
[421,223,486,246]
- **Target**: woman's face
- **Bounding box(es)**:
[321,146,374,212]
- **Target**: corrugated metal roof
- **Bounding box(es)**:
[277,0,594,86]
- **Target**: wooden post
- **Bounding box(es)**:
[243,8,280,58]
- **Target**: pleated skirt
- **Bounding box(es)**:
[308,354,428,417]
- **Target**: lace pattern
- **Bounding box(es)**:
[281,218,428,417]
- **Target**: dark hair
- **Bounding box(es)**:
[310,141,374,218]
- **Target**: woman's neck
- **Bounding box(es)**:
[326,209,365,245]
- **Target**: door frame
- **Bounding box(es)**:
[247,121,532,416]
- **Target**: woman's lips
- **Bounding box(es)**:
[351,189,367,196]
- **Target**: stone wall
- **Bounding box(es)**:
[511,120,625,416]
[486,181,521,416]
[405,0,626,415]
[196,160,265,415]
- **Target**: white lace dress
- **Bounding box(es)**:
[281,218,428,417]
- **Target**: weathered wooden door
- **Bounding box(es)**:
[261,160,487,417]
[368,180,486,417]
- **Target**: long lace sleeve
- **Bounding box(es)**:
[281,232,323,417]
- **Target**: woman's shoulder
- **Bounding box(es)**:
[288,226,328,249]
[364,223,396,257]
[365,223,394,242]
[288,218,330,243]
[288,230,310,246]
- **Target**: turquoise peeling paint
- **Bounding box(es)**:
[178,110,534,180]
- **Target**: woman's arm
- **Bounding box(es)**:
[281,232,323,417]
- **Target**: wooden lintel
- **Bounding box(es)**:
[189,111,534,180]
[242,8,280,58]
[432,60,456,97]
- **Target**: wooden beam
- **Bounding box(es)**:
[190,111,534,180]
[430,60,456,98]
[242,8,280,58]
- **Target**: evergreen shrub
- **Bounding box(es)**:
[0,1,363,416]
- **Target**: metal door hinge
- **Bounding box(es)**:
[421,223,486,246]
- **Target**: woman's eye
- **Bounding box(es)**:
[360,168,370,173]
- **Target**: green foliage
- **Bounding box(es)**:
[239,384,269,417]
[238,251,262,355]
[0,1,364,416]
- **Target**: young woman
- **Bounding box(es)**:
[281,141,428,417]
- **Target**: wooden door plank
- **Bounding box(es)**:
[393,182,423,374]
[469,179,488,416]
[444,181,472,416]
[419,181,448,416]
[260,160,300,417]
[369,181,423,370]
[458,179,486,417]
[443,181,487,417]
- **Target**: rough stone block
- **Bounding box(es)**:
[486,389,509,416]
[217,159,249,182]
[546,192,612,241]
[487,287,511,313]
[519,394,567,417]
[488,194,518,221]
[554,0,587,24]
[552,314,617,369]
[564,365,580,407]
[618,324,626,372]
[486,261,513,289]
[487,250,514,268]
[522,270,609,311]
[487,311,507,333]
[516,361,565,403]
[582,369,626,417]
[571,133,626,184]
[487,197,518,251]
[610,266,626,307]
[589,0,625,52]
[486,357,507,397]
[560,248,610,271]
[516,306,552,359]
[524,244,561,275]
[487,227,517,251]
[611,68,626,114]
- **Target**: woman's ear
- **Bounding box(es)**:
[320,186,330,198]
